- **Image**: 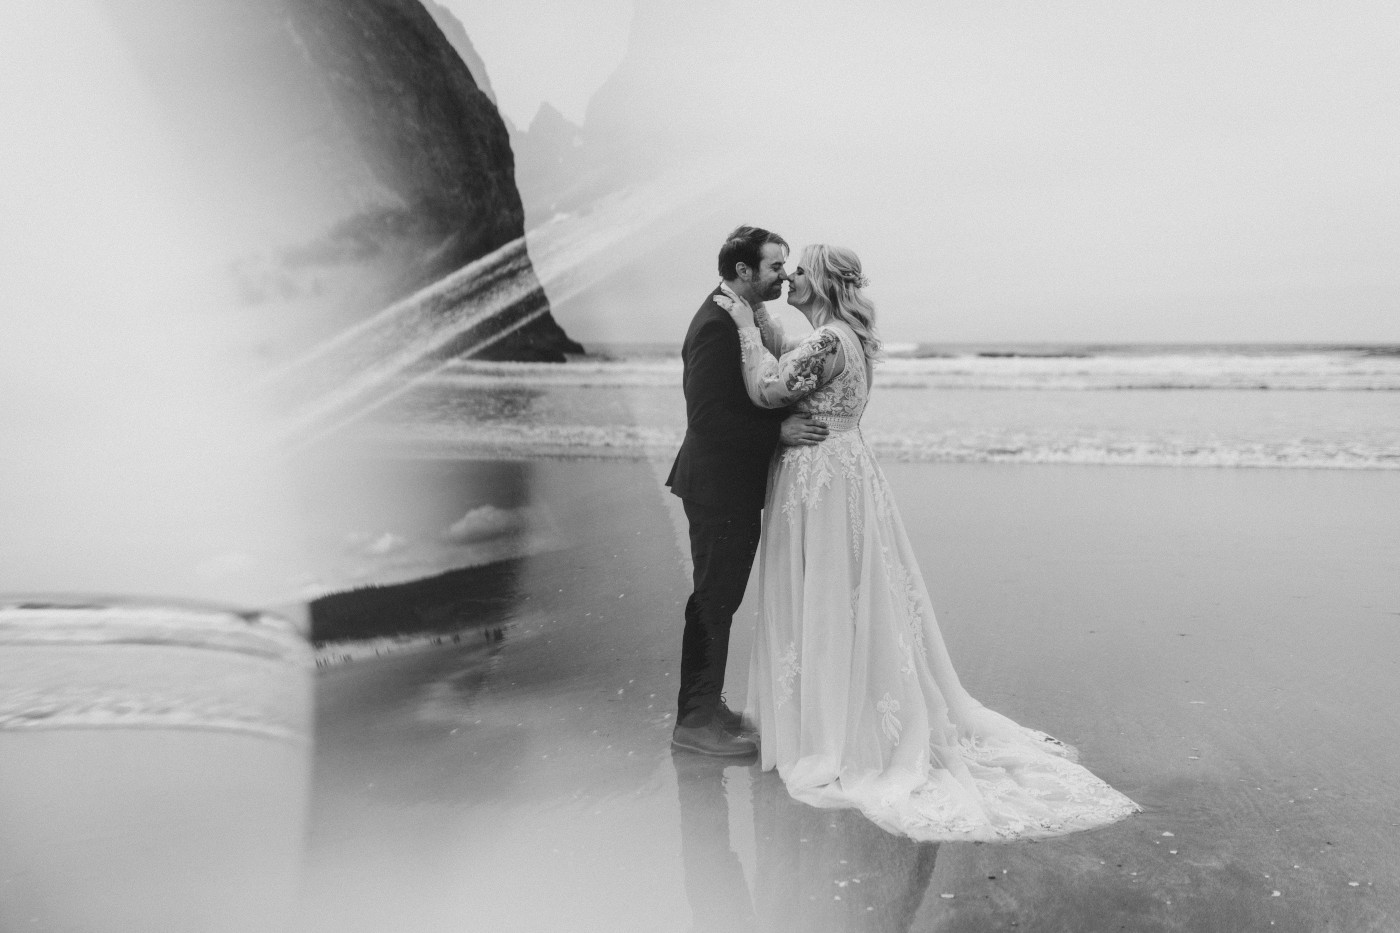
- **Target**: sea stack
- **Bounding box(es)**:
[106,0,583,366]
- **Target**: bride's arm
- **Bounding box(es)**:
[737,327,842,408]
[715,295,842,408]
[752,305,797,355]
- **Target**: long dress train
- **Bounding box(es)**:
[735,319,1141,842]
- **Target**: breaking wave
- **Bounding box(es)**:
[438,346,1400,392]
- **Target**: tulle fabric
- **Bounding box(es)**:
[743,325,1140,842]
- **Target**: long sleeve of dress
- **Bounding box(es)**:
[753,305,795,356]
[683,318,786,446]
[734,324,842,409]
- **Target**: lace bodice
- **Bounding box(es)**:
[794,326,867,428]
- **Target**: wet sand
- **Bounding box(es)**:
[299,459,1400,932]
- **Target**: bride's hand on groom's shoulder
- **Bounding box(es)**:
[714,293,757,328]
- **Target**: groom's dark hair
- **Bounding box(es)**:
[718,225,788,280]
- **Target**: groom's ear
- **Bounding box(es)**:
[734,261,751,280]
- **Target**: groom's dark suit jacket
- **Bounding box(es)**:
[667,286,787,512]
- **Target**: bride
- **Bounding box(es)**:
[717,244,1140,841]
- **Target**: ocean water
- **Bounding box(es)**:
[364,344,1400,470]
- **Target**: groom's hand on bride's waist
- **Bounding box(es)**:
[780,413,829,446]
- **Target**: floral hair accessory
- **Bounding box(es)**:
[840,271,870,288]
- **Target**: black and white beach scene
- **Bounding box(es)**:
[1,2,1398,931]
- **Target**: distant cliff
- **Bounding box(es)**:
[504,3,740,230]
[107,0,581,365]
[511,102,587,229]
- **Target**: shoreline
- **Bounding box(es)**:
[334,429,1400,470]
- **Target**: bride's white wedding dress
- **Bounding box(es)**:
[732,316,1141,842]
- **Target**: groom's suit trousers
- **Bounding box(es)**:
[677,497,763,727]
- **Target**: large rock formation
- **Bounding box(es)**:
[420,1,498,109]
[106,0,581,369]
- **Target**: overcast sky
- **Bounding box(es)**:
[443,1,1398,344]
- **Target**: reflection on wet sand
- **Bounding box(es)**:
[298,458,1400,933]
[673,751,939,933]
[674,754,757,932]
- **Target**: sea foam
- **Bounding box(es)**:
[362,346,1400,469]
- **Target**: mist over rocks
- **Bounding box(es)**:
[510,102,587,228]
[509,0,794,223]
[496,0,821,344]
[106,0,581,365]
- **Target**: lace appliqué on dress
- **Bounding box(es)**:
[779,431,867,516]
[786,331,840,393]
[897,634,916,678]
[880,545,928,656]
[800,350,863,418]
[911,732,1140,838]
[733,322,841,406]
[775,642,801,708]
[876,693,902,742]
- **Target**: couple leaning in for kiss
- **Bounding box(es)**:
[664,225,1141,842]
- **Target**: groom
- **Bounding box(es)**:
[666,225,828,757]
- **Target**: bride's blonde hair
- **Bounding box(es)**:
[801,244,881,367]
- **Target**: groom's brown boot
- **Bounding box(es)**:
[714,700,756,737]
[671,720,757,758]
